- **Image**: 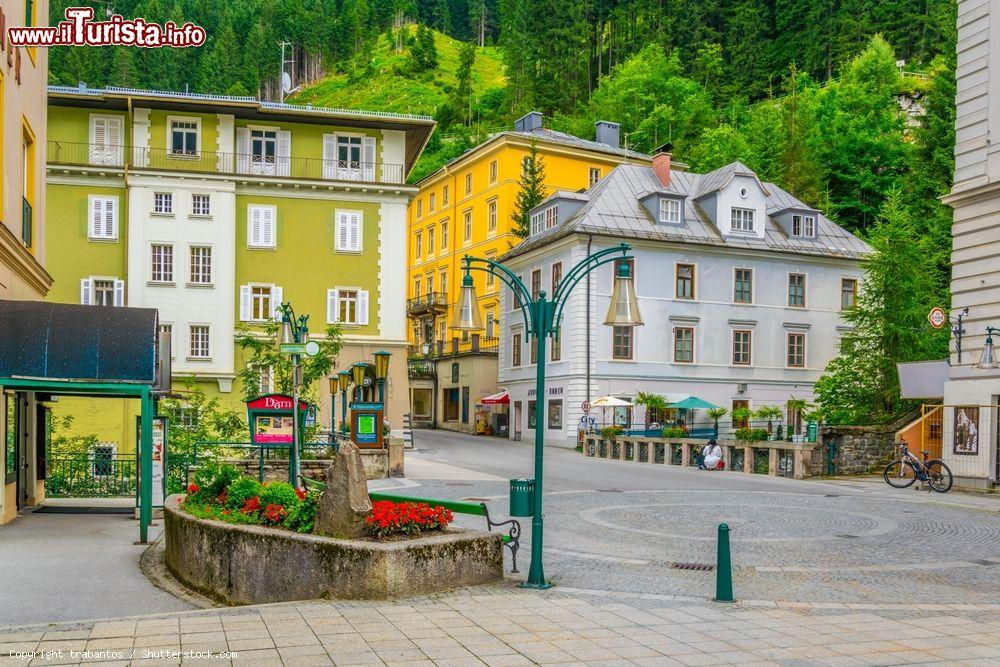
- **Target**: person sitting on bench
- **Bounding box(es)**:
[696,439,723,470]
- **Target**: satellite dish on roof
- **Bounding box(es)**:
[281,72,292,94]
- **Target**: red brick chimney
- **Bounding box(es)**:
[652,151,672,187]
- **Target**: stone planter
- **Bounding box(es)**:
[164,496,503,604]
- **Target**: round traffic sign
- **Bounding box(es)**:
[581,400,591,414]
[927,307,947,329]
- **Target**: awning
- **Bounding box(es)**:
[480,390,509,405]
[668,396,719,410]
[0,300,157,383]
[897,360,948,399]
[592,395,632,407]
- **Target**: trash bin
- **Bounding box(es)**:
[509,478,534,517]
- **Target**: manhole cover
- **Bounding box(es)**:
[671,562,714,572]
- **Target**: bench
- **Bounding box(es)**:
[302,479,521,573]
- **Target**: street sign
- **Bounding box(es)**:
[928,307,947,329]
[280,341,321,356]
[581,400,591,414]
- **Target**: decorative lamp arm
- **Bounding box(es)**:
[461,255,536,333]
[550,253,634,334]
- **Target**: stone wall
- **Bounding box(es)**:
[224,448,390,482]
[164,495,503,603]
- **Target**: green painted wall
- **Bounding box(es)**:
[47,106,123,147]
[45,183,128,304]
[148,110,219,156]
[234,195,383,337]
[233,119,380,163]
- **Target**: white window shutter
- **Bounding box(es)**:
[105,199,116,239]
[263,208,276,247]
[271,286,283,319]
[336,212,349,251]
[277,130,291,176]
[80,279,92,305]
[239,285,251,321]
[248,206,262,246]
[327,289,339,323]
[323,134,336,179]
[109,117,124,164]
[358,290,369,326]
[113,280,125,307]
[90,198,103,238]
[350,213,361,251]
[362,136,375,181]
[236,128,250,174]
[92,118,106,146]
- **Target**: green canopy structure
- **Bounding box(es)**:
[668,396,719,410]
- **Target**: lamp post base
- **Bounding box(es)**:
[519,581,554,590]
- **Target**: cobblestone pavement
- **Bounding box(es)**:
[4,585,1000,666]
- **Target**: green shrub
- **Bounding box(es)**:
[260,481,299,508]
[226,477,263,510]
[193,462,240,497]
[661,427,687,439]
[600,426,624,439]
[735,427,769,442]
[284,490,321,533]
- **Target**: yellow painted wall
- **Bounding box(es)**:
[407,136,648,346]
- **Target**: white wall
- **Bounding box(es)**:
[126,175,237,388]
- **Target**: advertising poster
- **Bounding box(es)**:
[151,417,166,507]
[255,415,294,444]
[953,406,979,455]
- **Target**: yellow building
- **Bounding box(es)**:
[407,113,649,433]
[1,0,53,524]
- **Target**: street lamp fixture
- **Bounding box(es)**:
[373,350,392,381]
[977,327,999,370]
[337,370,352,393]
[451,272,483,331]
[351,362,369,389]
[277,302,309,487]
[457,243,640,589]
[604,261,643,326]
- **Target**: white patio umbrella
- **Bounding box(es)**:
[591,395,633,428]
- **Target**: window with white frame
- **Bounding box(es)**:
[731,207,755,232]
[489,160,498,183]
[442,185,449,205]
[429,192,436,212]
[88,196,118,240]
[414,231,422,259]
[335,210,362,252]
[544,205,558,229]
[530,210,544,236]
[485,251,497,288]
[189,325,210,359]
[732,330,752,365]
[589,167,601,186]
[247,205,276,248]
[170,119,198,155]
[80,277,124,306]
[488,199,497,232]
[659,198,681,224]
[463,209,472,242]
[791,214,816,237]
[787,332,806,367]
[241,284,282,322]
[158,323,173,360]
[150,244,174,283]
[674,327,694,363]
[327,288,369,325]
[252,364,273,394]
[439,269,448,295]
[190,246,212,284]
[89,115,124,166]
[250,129,277,165]
[486,309,495,338]
[417,199,423,217]
[153,192,173,215]
[441,221,448,249]
[191,194,211,216]
[427,226,436,255]
[465,173,473,195]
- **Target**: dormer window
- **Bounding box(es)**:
[731,207,755,232]
[529,205,559,236]
[792,214,815,237]
[659,198,681,224]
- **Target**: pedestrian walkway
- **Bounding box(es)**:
[3,584,999,665]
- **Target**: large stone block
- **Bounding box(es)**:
[313,442,372,539]
[164,496,503,604]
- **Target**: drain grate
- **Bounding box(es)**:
[671,562,714,572]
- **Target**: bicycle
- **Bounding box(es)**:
[883,443,953,493]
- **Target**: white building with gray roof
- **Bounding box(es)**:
[496,152,872,447]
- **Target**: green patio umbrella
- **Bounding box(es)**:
[668,396,719,410]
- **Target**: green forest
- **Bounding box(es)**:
[47,0,959,424]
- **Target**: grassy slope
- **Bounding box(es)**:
[289,27,506,117]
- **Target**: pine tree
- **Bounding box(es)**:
[453,42,476,124]
[511,141,547,238]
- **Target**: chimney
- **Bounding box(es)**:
[514,111,543,133]
[652,144,672,187]
[595,121,620,149]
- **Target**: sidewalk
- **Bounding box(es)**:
[4,584,999,666]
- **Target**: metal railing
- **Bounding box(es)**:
[410,335,500,360]
[45,454,136,497]
[179,440,338,486]
[21,197,31,247]
[406,292,448,313]
[47,141,405,185]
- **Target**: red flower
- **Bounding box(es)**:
[263,503,287,524]
[217,490,228,504]
[295,488,307,501]
[365,500,454,538]
[187,483,200,494]
[241,496,261,514]
[222,509,232,516]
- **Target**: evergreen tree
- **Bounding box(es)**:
[410,23,439,71]
[453,42,476,124]
[511,141,547,238]
[814,189,949,424]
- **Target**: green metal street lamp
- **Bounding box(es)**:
[452,242,641,588]
[338,370,352,437]
[373,350,392,405]
[278,303,309,486]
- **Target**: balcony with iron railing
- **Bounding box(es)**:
[409,335,500,360]
[406,291,449,316]
[46,141,406,185]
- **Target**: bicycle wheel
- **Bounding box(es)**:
[925,460,953,493]
[883,460,916,488]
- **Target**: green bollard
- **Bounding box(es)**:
[714,523,735,603]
